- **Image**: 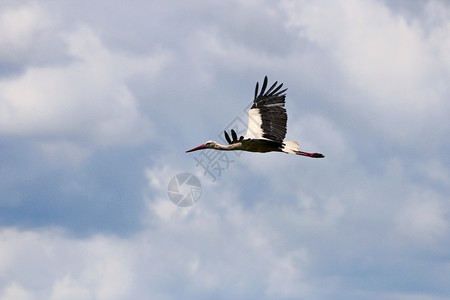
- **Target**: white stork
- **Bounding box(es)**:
[186,76,324,158]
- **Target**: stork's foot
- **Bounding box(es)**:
[296,151,325,158]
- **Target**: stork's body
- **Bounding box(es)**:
[186,76,324,158]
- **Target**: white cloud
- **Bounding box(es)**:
[50,276,91,300]
[38,141,91,166]
[281,0,450,148]
[0,228,134,300]
[413,159,450,187]
[265,250,309,297]
[0,2,65,70]
[1,155,450,300]
[1,0,450,299]
[393,191,448,246]
[0,3,49,47]
[0,282,34,300]
[0,24,170,146]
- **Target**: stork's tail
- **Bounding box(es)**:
[282,141,300,154]
[282,141,325,158]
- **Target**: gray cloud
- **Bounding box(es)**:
[0,0,449,299]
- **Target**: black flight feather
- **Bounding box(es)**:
[231,129,238,142]
[224,131,232,144]
[249,76,288,142]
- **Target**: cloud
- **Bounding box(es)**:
[282,0,450,149]
[0,0,450,299]
[0,228,134,300]
[0,2,67,74]
[0,25,170,146]
[393,190,448,246]
[37,141,91,167]
[0,282,34,300]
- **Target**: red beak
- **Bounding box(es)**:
[186,144,206,153]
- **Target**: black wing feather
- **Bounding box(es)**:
[224,131,232,144]
[224,129,243,144]
[250,76,288,142]
[231,129,238,142]
[258,76,268,98]
[265,81,278,94]
[268,83,285,96]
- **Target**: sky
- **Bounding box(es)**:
[0,0,449,299]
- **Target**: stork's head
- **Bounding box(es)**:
[185,140,217,152]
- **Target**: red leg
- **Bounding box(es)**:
[296,151,325,158]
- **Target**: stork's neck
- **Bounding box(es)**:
[213,142,242,151]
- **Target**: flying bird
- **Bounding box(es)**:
[186,76,324,158]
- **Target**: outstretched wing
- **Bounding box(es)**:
[244,76,288,142]
[224,129,243,145]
